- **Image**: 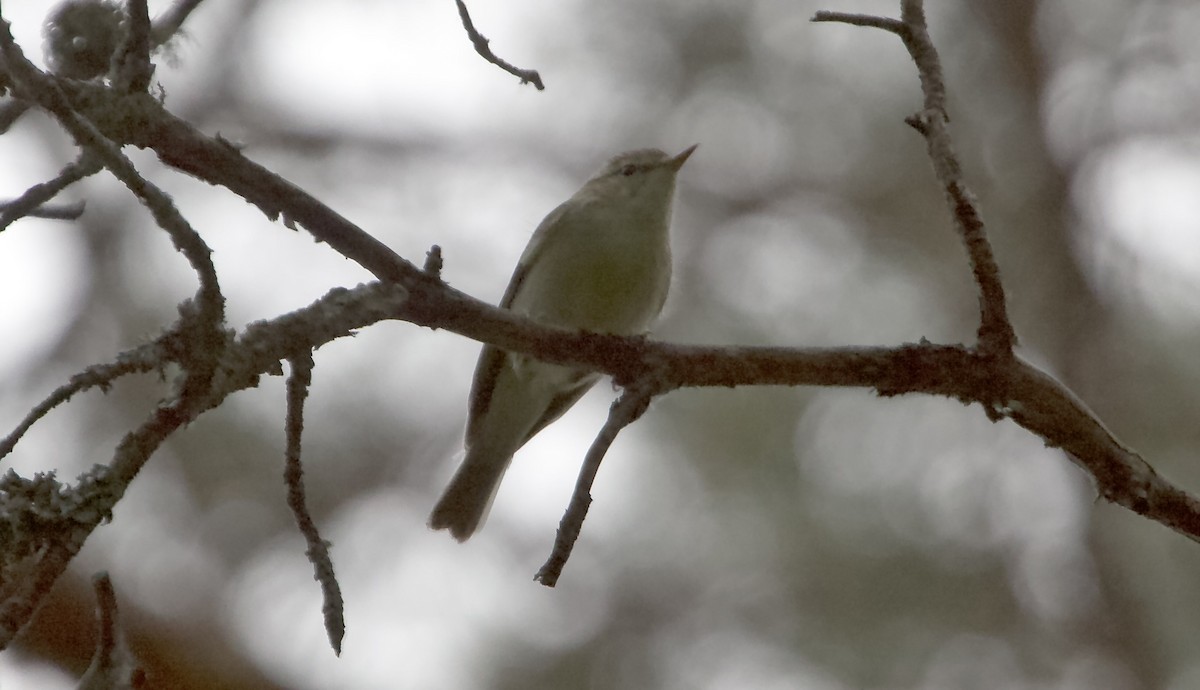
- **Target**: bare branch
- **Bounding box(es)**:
[1,273,1195,639]
[1,398,197,650]
[1,398,201,648]
[0,153,99,230]
[0,0,1194,608]
[813,1,1016,357]
[536,382,657,587]
[0,284,406,645]
[10,63,1180,555]
[0,340,167,460]
[454,0,544,90]
[0,20,227,400]
[150,0,207,47]
[8,200,87,220]
[811,11,904,33]
[898,1,1014,356]
[284,354,344,656]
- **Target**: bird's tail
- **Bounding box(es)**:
[428,444,512,541]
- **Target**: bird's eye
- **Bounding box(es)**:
[620,164,638,177]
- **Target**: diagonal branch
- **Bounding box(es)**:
[283,353,344,655]
[2,271,1197,643]
[0,18,227,401]
[0,395,196,649]
[0,340,168,461]
[0,153,100,230]
[811,11,902,33]
[150,0,208,48]
[1,0,1196,612]
[12,65,1190,556]
[814,2,1017,358]
[536,380,659,587]
[454,0,544,90]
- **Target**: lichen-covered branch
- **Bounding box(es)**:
[814,2,1017,357]
[284,353,345,655]
[1,0,1197,649]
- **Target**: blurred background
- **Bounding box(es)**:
[2,0,1200,687]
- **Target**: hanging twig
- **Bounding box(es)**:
[454,0,544,90]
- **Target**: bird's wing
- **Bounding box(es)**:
[498,200,573,310]
[465,202,573,444]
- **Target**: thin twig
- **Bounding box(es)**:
[899,0,1015,355]
[536,382,657,587]
[813,1,1016,357]
[0,20,227,399]
[454,0,544,90]
[0,340,167,460]
[0,153,99,231]
[0,395,196,649]
[5,200,86,220]
[811,11,904,33]
[284,353,345,655]
[17,62,1197,570]
[898,0,1015,356]
[150,0,207,47]
[1,0,1194,604]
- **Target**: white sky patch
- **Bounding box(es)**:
[241,0,555,139]
[0,217,87,380]
[1076,139,1200,321]
[0,654,74,690]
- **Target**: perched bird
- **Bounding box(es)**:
[430,145,697,541]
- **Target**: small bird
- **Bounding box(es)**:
[429,145,697,541]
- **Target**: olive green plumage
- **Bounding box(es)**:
[429,146,696,541]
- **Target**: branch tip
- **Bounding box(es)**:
[811,10,905,35]
[454,0,545,90]
[284,354,345,654]
[536,382,657,586]
[424,244,444,277]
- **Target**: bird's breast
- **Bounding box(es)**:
[513,210,671,334]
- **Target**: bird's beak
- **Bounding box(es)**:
[667,144,699,170]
